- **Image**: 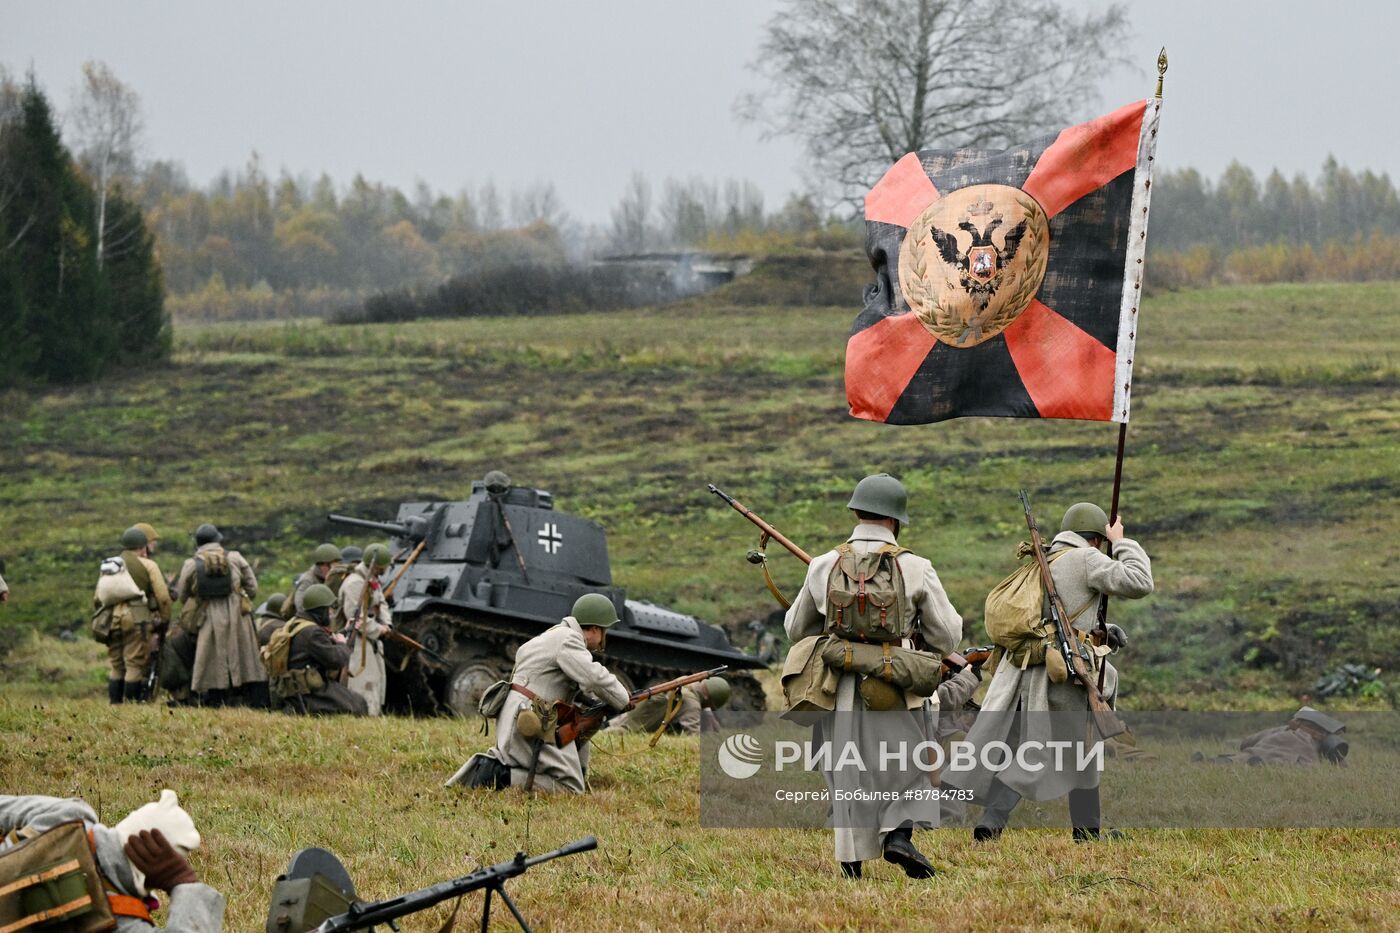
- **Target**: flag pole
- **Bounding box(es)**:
[1096,48,1166,691]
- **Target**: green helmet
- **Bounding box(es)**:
[847,473,910,526]
[572,592,619,628]
[263,593,287,616]
[701,675,731,709]
[340,545,363,563]
[484,470,512,495]
[1061,502,1109,537]
[121,526,149,550]
[301,584,336,612]
[194,523,222,545]
[312,543,341,564]
[362,543,392,569]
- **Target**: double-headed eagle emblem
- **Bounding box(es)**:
[899,184,1050,348]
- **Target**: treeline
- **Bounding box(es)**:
[0,73,166,387]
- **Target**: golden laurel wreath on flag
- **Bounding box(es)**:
[899,184,1050,348]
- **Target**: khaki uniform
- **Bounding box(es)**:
[604,684,717,735]
[957,532,1152,801]
[1209,720,1339,765]
[255,611,285,647]
[338,564,392,716]
[463,617,630,793]
[0,795,225,931]
[784,522,963,863]
[99,550,171,687]
[173,544,266,694]
[279,619,368,716]
[287,564,328,618]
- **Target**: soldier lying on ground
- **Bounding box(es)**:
[0,790,224,931]
[1194,707,1348,766]
[603,676,731,735]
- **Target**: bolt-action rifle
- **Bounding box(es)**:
[553,666,728,747]
[709,483,982,678]
[1019,489,1126,739]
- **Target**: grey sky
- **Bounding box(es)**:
[4,1,1397,224]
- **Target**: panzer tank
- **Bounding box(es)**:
[330,473,767,715]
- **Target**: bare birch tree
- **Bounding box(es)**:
[69,60,144,268]
[739,0,1129,207]
[0,66,34,254]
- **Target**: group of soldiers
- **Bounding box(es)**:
[90,523,398,717]
[776,473,1154,878]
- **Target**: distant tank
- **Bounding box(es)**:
[330,473,767,715]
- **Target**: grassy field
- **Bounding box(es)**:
[2,277,1400,929]
[3,639,1399,932]
[2,279,1398,702]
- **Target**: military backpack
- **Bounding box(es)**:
[984,546,1095,672]
[193,547,233,598]
[825,543,912,644]
[0,821,121,932]
[263,619,323,699]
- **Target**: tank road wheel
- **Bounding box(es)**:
[447,660,510,718]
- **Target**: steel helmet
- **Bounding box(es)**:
[134,522,159,545]
[1061,502,1109,537]
[847,473,910,526]
[701,675,731,709]
[362,543,392,569]
[572,593,619,628]
[312,543,341,564]
[194,523,222,545]
[121,526,149,550]
[340,545,363,563]
[301,584,337,611]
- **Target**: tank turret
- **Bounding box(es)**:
[329,474,766,714]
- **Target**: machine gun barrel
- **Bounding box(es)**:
[313,836,598,932]
[327,513,418,541]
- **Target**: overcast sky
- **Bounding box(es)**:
[5,1,1397,224]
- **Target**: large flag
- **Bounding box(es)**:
[846,99,1161,425]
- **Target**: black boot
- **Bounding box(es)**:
[108,680,124,705]
[123,681,144,703]
[882,825,937,879]
[200,689,227,708]
[974,778,1020,842]
[241,681,271,710]
[1069,787,1102,842]
[840,861,862,879]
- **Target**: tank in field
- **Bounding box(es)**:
[330,473,767,715]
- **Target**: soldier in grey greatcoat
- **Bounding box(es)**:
[784,474,963,879]
[0,791,224,931]
[1197,707,1348,766]
[447,593,631,794]
[955,502,1152,842]
[172,524,267,707]
[338,544,393,717]
[285,543,341,619]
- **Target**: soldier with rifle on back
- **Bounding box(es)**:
[955,496,1152,842]
[782,474,963,880]
[337,543,394,717]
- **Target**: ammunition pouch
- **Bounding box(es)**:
[780,635,841,721]
[479,680,511,719]
[272,668,326,699]
[90,606,115,645]
[0,821,115,933]
[818,639,942,699]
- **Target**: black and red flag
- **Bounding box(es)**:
[846,98,1161,425]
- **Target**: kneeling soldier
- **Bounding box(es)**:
[264,584,367,716]
[448,593,631,793]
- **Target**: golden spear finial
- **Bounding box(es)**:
[1156,48,1168,99]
